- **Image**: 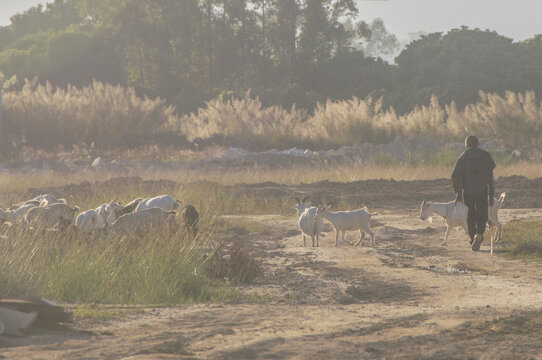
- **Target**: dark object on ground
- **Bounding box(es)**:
[0,297,73,329]
[181,204,199,235]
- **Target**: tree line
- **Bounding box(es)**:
[1,0,541,115]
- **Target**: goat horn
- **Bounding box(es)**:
[301,195,310,203]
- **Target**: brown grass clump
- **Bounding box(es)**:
[169,93,306,150]
[2,76,178,150]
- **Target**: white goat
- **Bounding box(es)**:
[0,203,37,224]
[314,206,375,247]
[95,200,124,226]
[292,196,322,247]
[298,207,323,247]
[107,207,178,235]
[24,203,80,230]
[39,197,67,207]
[75,209,105,233]
[11,194,57,209]
[135,195,181,213]
[292,196,311,217]
[419,192,506,246]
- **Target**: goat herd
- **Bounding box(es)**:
[2,190,506,248]
[292,192,506,248]
[0,194,200,237]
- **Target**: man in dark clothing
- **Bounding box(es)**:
[451,135,496,251]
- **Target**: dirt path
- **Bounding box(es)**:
[2,207,542,359]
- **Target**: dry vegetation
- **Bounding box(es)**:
[1,77,177,151]
[2,78,542,154]
[0,178,267,305]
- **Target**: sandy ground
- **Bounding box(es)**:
[2,177,542,359]
[2,205,542,359]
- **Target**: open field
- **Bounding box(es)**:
[2,175,542,358]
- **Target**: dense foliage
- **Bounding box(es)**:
[1,0,540,116]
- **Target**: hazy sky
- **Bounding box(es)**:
[1,0,541,41]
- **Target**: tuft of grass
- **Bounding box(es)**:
[500,219,542,258]
[2,76,178,152]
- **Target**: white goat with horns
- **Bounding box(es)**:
[419,192,506,246]
[292,195,323,247]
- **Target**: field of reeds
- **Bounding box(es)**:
[2,77,542,155]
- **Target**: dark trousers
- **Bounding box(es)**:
[464,191,488,241]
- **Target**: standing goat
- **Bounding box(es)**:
[313,206,375,247]
[419,192,505,246]
[292,196,322,247]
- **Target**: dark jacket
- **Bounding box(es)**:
[451,147,496,198]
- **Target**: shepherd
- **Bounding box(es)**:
[451,135,496,251]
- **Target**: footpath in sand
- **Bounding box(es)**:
[2,205,542,359]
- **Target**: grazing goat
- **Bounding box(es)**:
[108,207,178,235]
[135,195,181,213]
[419,192,506,246]
[24,203,80,230]
[181,205,199,235]
[95,200,123,226]
[39,197,67,207]
[0,203,37,224]
[11,194,58,209]
[75,209,105,233]
[314,206,375,247]
[115,198,143,217]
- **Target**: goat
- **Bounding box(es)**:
[95,200,123,226]
[419,192,506,246]
[0,203,37,224]
[298,207,323,247]
[314,206,375,247]
[24,203,80,231]
[115,198,143,217]
[75,209,106,233]
[181,204,199,235]
[135,195,181,213]
[39,197,67,207]
[107,207,178,235]
[292,196,311,217]
[10,194,57,209]
[292,196,322,247]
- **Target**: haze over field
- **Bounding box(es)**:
[2,0,542,41]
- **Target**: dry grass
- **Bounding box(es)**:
[3,78,541,153]
[171,91,542,151]
[2,76,177,151]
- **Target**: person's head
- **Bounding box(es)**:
[465,135,479,148]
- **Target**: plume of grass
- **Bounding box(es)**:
[170,93,306,150]
[301,97,400,147]
[2,76,177,150]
